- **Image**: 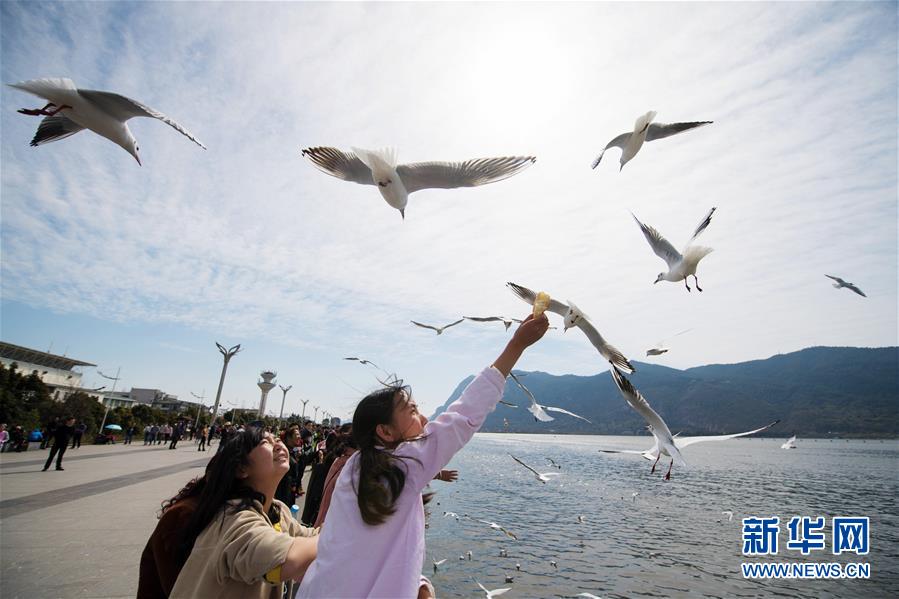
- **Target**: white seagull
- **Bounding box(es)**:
[510,454,561,484]
[9,78,206,164]
[476,581,511,598]
[300,146,536,219]
[410,319,464,335]
[432,558,447,574]
[721,511,734,522]
[632,207,716,292]
[475,519,518,540]
[646,328,693,357]
[463,315,523,331]
[825,275,867,297]
[509,372,592,424]
[343,357,382,370]
[602,367,780,480]
[547,457,562,469]
[781,435,797,449]
[591,111,712,171]
[506,282,635,373]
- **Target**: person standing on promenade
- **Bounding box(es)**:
[125,425,137,444]
[169,422,185,450]
[71,422,86,448]
[296,313,548,599]
[43,416,75,471]
[0,423,8,452]
[197,425,208,452]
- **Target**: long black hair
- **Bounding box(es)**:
[176,426,270,561]
[352,382,429,526]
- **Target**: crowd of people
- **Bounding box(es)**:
[134,313,548,599]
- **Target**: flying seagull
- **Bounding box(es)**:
[475,519,518,540]
[591,111,712,171]
[432,558,447,574]
[646,328,693,357]
[343,357,382,370]
[463,315,523,331]
[9,78,206,164]
[510,454,561,483]
[632,208,716,292]
[602,367,779,480]
[476,581,511,599]
[506,282,635,373]
[547,457,562,469]
[721,511,734,522]
[410,319,464,335]
[824,275,866,297]
[509,372,592,423]
[781,435,797,450]
[300,146,536,219]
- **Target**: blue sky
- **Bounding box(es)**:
[1,2,896,420]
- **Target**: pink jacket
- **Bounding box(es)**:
[296,366,506,599]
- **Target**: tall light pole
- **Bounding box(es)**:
[212,343,241,426]
[257,371,277,418]
[313,405,320,423]
[300,399,309,422]
[278,384,292,423]
[190,390,205,430]
[97,367,121,433]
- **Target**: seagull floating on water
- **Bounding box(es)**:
[432,558,447,574]
[410,319,464,335]
[591,111,712,171]
[9,78,206,165]
[301,146,535,219]
[721,511,734,522]
[825,275,866,297]
[510,454,561,483]
[507,282,635,373]
[632,208,716,292]
[602,367,780,480]
[509,372,592,424]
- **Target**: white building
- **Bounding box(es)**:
[0,341,99,401]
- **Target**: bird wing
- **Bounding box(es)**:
[396,156,535,193]
[77,89,206,149]
[687,207,717,245]
[489,589,511,598]
[505,282,569,316]
[632,214,682,268]
[575,319,635,373]
[442,318,465,330]
[598,447,657,460]
[477,582,490,595]
[510,454,544,478]
[435,559,447,566]
[609,367,675,440]
[410,320,440,332]
[676,420,781,449]
[29,115,85,146]
[8,77,77,99]
[590,132,630,169]
[846,283,867,297]
[824,274,846,285]
[645,121,713,142]
[300,146,374,185]
[509,373,551,420]
[543,405,592,423]
[464,316,503,322]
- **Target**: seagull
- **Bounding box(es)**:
[343,357,383,371]
[547,458,562,469]
[631,492,639,502]
[591,111,712,171]
[510,454,561,483]
[825,275,866,297]
[463,315,523,331]
[499,548,508,557]
[646,328,693,357]
[550,560,558,568]
[443,511,460,519]
[577,594,603,599]
[432,558,447,574]
[476,581,511,598]
[300,146,536,219]
[781,435,797,449]
[603,367,780,480]
[506,282,635,373]
[577,515,585,523]
[9,78,205,165]
[467,550,473,561]
[632,208,716,292]
[504,575,514,584]
[509,372,592,423]
[515,563,521,571]
[476,519,518,540]
[410,319,464,335]
[721,511,734,522]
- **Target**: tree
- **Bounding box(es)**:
[0,362,54,431]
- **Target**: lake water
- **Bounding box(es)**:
[421,434,899,598]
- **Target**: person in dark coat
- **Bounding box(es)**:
[43,417,75,471]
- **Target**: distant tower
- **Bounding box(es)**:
[257,371,277,418]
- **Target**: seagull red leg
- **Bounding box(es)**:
[17,103,55,116]
[650,454,661,474]
[45,104,72,116]
[664,459,673,481]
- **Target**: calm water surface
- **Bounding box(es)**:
[421,434,899,598]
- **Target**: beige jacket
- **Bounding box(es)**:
[170,499,318,599]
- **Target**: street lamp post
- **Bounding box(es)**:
[190,390,205,430]
[212,343,241,427]
[300,399,309,422]
[257,371,277,419]
[313,406,320,423]
[278,384,292,423]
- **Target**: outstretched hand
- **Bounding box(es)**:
[434,469,458,482]
[510,313,550,349]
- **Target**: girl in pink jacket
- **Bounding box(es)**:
[296,314,548,599]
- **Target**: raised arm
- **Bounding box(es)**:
[397,314,548,491]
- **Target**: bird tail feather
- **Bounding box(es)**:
[634,110,658,132]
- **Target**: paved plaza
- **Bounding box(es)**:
[0,440,308,598]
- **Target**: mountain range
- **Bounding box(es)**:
[430,346,898,437]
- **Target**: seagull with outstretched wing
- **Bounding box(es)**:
[410,319,464,335]
[509,372,592,424]
[301,146,535,219]
[632,207,716,292]
[825,275,866,297]
[510,454,561,483]
[592,111,712,171]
